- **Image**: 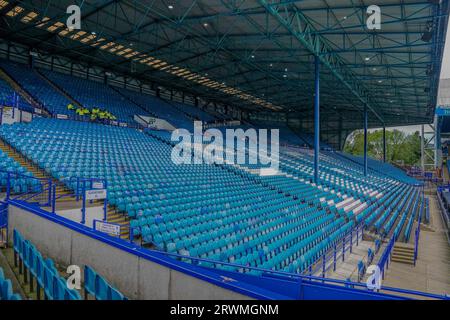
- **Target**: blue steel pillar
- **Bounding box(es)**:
[383,125,386,163]
[314,56,320,184]
[364,105,368,176]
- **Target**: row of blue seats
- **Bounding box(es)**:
[13,229,81,300]
[1,119,353,275]
[0,75,34,113]
[0,60,71,116]
[84,266,127,300]
[13,229,127,300]
[0,149,39,193]
[0,267,21,300]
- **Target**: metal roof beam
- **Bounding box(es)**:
[258,0,384,124]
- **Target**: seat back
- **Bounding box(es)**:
[84,265,96,296]
[95,275,110,300]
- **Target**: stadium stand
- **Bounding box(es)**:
[0,116,425,278]
[38,69,152,123]
[0,60,71,116]
[114,87,198,130]
[13,229,81,300]
[0,148,38,193]
[0,0,447,302]
[0,76,34,113]
[84,266,127,300]
[11,229,126,300]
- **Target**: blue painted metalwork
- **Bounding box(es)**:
[6,200,446,300]
[0,201,7,245]
[383,125,386,163]
[364,105,368,176]
[6,199,449,300]
[314,55,320,184]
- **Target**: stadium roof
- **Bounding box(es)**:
[0,0,448,131]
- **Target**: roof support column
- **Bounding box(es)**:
[421,124,425,173]
[364,105,368,176]
[383,125,386,163]
[314,55,320,184]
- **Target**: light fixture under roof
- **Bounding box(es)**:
[203,22,208,27]
[365,57,371,61]
[168,5,174,9]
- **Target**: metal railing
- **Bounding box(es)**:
[377,235,396,280]
[305,224,364,279]
[3,171,53,207]
[0,201,7,245]
[63,177,108,224]
[2,170,108,225]
[149,245,448,300]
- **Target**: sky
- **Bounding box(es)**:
[374,23,450,134]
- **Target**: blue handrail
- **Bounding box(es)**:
[377,235,396,279]
[150,246,448,300]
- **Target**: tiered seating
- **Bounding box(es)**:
[0,76,34,112]
[336,152,417,185]
[0,267,21,300]
[13,229,80,300]
[40,70,152,123]
[252,120,307,146]
[0,60,69,115]
[170,101,217,122]
[1,118,356,275]
[84,266,126,300]
[0,148,39,193]
[115,88,194,129]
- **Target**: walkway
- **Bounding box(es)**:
[382,195,450,296]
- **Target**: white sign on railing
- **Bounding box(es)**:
[85,189,107,200]
[92,182,104,189]
[21,111,33,123]
[94,220,120,237]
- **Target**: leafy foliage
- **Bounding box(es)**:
[344,129,421,166]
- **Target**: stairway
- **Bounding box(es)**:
[391,243,415,265]
[443,164,449,184]
[0,67,49,116]
[0,138,130,240]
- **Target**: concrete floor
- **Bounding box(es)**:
[319,240,375,281]
[382,195,450,296]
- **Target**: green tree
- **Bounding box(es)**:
[344,129,421,166]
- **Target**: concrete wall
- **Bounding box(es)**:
[8,204,252,300]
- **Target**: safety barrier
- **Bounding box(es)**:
[8,200,450,300]
[304,224,364,278]
[377,235,396,280]
[414,226,420,266]
[3,171,53,207]
[51,112,147,131]
[0,201,7,245]
[2,170,108,226]
[63,177,108,224]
